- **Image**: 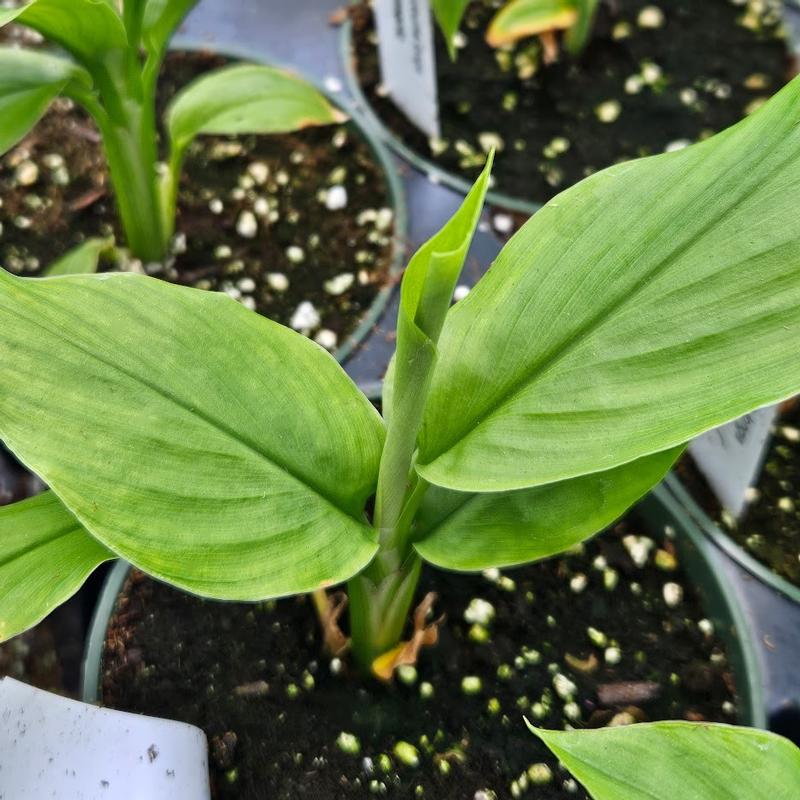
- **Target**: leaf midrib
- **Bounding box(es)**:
[0,518,87,568]
[421,136,790,473]
[0,291,362,523]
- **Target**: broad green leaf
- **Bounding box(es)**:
[564,0,599,54]
[376,159,492,529]
[0,270,384,600]
[529,722,800,800]
[0,48,90,156]
[44,237,114,276]
[0,0,128,69]
[0,492,113,642]
[414,447,681,570]
[166,64,346,157]
[142,0,199,57]
[486,0,578,47]
[417,74,800,493]
[431,0,471,59]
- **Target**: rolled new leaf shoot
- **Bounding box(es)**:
[348,155,493,669]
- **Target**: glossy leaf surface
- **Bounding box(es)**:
[0,48,89,156]
[166,64,345,156]
[414,448,680,570]
[0,492,113,642]
[530,722,800,800]
[0,271,384,600]
[417,75,800,492]
[376,159,492,531]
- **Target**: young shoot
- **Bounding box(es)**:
[2,69,800,684]
[431,0,599,62]
[0,0,344,263]
[486,0,600,60]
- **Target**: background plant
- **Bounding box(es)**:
[433,0,599,60]
[0,0,344,263]
[486,0,599,55]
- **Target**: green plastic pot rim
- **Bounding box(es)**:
[82,487,767,730]
[170,35,408,368]
[339,9,800,214]
[665,472,800,606]
[81,559,131,704]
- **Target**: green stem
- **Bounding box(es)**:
[67,45,166,262]
[97,102,166,262]
[347,552,422,673]
[347,395,432,669]
[159,145,186,246]
[122,0,147,50]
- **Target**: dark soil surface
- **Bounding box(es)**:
[102,515,738,800]
[0,49,397,353]
[350,0,793,211]
[678,401,800,587]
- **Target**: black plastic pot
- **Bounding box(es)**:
[664,473,800,606]
[82,484,768,732]
[174,0,506,398]
[338,2,800,216]
[165,38,409,368]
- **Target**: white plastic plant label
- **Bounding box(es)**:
[688,406,778,518]
[373,0,441,138]
[0,677,210,799]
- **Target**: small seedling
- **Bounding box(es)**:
[486,0,599,59]
[432,0,599,62]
